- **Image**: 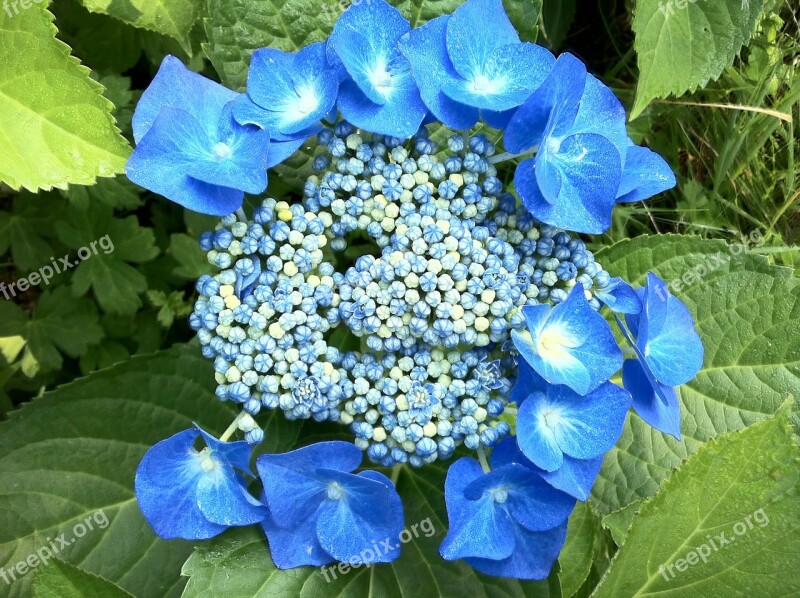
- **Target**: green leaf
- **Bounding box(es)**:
[0,287,103,376]
[0,346,238,598]
[594,402,800,597]
[182,459,560,597]
[600,500,642,547]
[539,0,575,49]
[0,195,61,273]
[76,0,202,51]
[631,0,764,118]
[79,339,130,374]
[170,233,213,280]
[558,502,597,598]
[592,235,800,514]
[0,5,130,191]
[55,205,159,315]
[502,0,543,42]
[147,290,192,329]
[34,560,134,598]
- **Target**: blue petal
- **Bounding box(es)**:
[328,0,410,106]
[616,143,676,203]
[261,508,333,568]
[256,441,362,529]
[637,273,704,386]
[315,470,404,564]
[623,359,682,440]
[398,16,479,130]
[512,284,623,395]
[466,520,568,580]
[134,429,226,539]
[594,277,643,315]
[197,425,254,474]
[571,74,628,160]
[504,53,586,154]
[126,108,244,216]
[510,357,548,405]
[481,108,515,129]
[185,107,270,195]
[440,458,516,561]
[132,56,237,144]
[195,471,267,527]
[242,43,339,137]
[440,43,554,112]
[267,137,307,168]
[490,437,602,501]
[463,464,575,531]
[517,132,622,233]
[337,77,427,139]
[231,94,322,142]
[445,0,520,81]
[517,382,630,469]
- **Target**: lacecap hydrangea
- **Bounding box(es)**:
[129,0,702,580]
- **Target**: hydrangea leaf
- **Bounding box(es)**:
[55,205,159,315]
[557,502,598,598]
[539,0,576,49]
[631,0,764,118]
[0,5,130,191]
[0,346,297,598]
[501,0,543,42]
[0,287,103,377]
[592,235,800,514]
[0,195,61,273]
[600,499,642,547]
[76,0,201,51]
[182,458,561,597]
[594,403,800,597]
[169,233,214,280]
[33,560,135,598]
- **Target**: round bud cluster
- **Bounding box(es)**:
[189,199,347,433]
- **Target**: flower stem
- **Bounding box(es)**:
[488,147,537,165]
[220,412,245,442]
[390,463,402,484]
[477,446,491,473]
[235,207,247,221]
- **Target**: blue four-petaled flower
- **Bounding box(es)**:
[135,425,266,540]
[257,441,404,567]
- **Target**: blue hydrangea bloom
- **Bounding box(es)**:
[594,276,642,314]
[328,0,428,138]
[511,283,623,395]
[515,380,631,472]
[126,56,272,216]
[620,273,703,439]
[440,457,574,579]
[504,53,628,233]
[232,42,339,141]
[491,435,603,502]
[399,0,554,129]
[135,426,266,540]
[257,441,404,567]
[616,140,677,203]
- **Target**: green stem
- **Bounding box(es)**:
[488,147,537,165]
[390,464,402,484]
[477,446,491,473]
[220,412,245,442]
[235,207,247,221]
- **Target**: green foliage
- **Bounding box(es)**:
[34,560,135,598]
[595,402,800,596]
[592,235,800,513]
[631,0,765,117]
[0,5,130,191]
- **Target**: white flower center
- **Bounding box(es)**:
[327,482,344,500]
[537,325,573,362]
[469,73,505,96]
[212,142,233,162]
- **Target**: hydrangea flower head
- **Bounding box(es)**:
[135,425,266,540]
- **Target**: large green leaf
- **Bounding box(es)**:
[0,5,130,191]
[592,235,800,514]
[0,347,237,598]
[182,458,560,597]
[76,0,201,50]
[594,403,800,596]
[631,0,764,118]
[34,560,134,598]
[558,502,597,598]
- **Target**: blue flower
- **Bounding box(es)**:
[398,0,554,129]
[440,457,574,580]
[511,283,623,395]
[616,139,676,203]
[232,42,339,141]
[257,441,404,567]
[135,426,266,540]
[491,435,603,502]
[594,276,642,314]
[514,380,630,473]
[504,53,628,233]
[619,273,703,439]
[126,56,272,216]
[328,0,428,138]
